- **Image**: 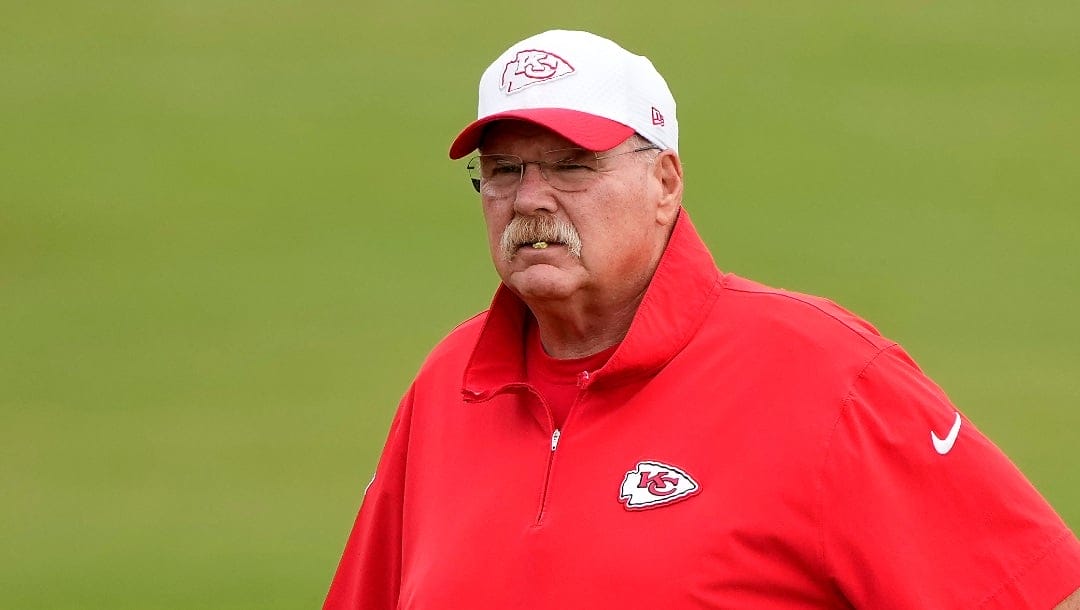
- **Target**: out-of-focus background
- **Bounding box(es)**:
[2,2,1077,608]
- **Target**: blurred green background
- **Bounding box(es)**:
[2,1,1077,608]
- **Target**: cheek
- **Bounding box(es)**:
[590,194,651,242]
[577,193,655,266]
[481,200,511,257]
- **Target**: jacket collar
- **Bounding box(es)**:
[462,209,722,400]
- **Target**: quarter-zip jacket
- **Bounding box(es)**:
[325,211,1080,609]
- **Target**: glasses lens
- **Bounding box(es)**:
[540,149,598,192]
[540,148,600,191]
[468,155,522,196]
[466,150,607,195]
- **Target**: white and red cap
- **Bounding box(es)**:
[448,30,678,159]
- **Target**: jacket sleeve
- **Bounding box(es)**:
[820,345,1080,609]
[324,386,415,610]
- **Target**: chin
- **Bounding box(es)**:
[505,265,582,302]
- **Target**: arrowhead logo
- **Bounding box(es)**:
[501,49,575,94]
[619,461,700,510]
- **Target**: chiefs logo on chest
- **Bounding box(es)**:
[619,461,700,510]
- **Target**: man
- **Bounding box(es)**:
[325,30,1080,609]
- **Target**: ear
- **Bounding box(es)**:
[652,150,683,226]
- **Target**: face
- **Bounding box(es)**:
[476,121,680,308]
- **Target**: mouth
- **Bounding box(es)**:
[516,240,565,252]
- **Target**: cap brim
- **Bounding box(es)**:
[448,108,635,159]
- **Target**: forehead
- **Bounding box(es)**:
[478,121,582,156]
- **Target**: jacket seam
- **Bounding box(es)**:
[815,342,898,598]
[722,285,883,349]
[975,530,1077,608]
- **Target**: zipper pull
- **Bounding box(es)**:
[551,429,561,452]
[576,370,591,388]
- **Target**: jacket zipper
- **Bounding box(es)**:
[534,371,592,525]
[535,427,560,525]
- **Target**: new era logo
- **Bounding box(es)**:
[619,460,700,510]
[651,106,665,126]
[501,49,575,94]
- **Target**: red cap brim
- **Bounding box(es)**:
[448,108,635,159]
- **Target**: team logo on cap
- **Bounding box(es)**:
[619,460,700,510]
[501,49,575,94]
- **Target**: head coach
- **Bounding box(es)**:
[324,30,1080,609]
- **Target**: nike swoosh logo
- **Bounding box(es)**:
[931,412,962,455]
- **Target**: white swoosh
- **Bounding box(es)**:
[931,412,962,455]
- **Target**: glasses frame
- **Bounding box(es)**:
[466,145,661,194]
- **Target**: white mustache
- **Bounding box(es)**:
[499,215,582,261]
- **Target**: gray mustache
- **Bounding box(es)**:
[500,215,583,260]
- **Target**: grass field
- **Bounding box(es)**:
[2,2,1078,608]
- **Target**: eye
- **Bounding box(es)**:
[490,163,522,175]
[551,161,593,173]
[545,149,596,172]
[483,155,522,178]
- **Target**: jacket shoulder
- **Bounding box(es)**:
[716,274,896,356]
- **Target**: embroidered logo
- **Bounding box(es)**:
[619,460,700,510]
[501,49,575,94]
[931,411,962,455]
[651,106,665,126]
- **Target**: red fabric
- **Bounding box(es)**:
[448,108,634,159]
[324,210,1080,609]
[524,320,616,430]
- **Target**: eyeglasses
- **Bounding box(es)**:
[465,145,660,195]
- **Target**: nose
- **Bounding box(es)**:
[513,162,558,215]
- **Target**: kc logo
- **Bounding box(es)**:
[501,49,575,94]
[619,461,700,510]
[638,471,679,496]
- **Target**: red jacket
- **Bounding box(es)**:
[326,211,1080,609]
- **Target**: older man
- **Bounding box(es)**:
[325,30,1080,609]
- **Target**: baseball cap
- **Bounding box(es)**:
[448,30,678,159]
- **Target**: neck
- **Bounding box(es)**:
[526,283,648,359]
